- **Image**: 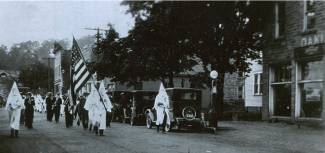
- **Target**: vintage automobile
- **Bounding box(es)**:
[108,90,132,122]
[146,88,203,131]
[125,90,158,126]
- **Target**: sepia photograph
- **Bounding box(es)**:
[0,0,324,153]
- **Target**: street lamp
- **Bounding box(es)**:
[209,70,218,129]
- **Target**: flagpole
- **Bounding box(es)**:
[71,37,108,112]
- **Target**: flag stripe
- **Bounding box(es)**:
[74,68,88,85]
[71,37,92,96]
[74,61,84,73]
[75,74,91,93]
[74,65,87,81]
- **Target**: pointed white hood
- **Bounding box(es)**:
[5,82,24,110]
[99,80,113,112]
[84,83,100,111]
[154,83,169,109]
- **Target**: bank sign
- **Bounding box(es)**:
[296,33,325,59]
[301,33,325,47]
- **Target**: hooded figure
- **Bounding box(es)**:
[35,94,42,112]
[99,81,113,128]
[36,94,45,113]
[84,83,103,135]
[5,82,25,137]
[154,83,170,133]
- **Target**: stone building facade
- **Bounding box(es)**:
[54,48,71,95]
[262,1,325,123]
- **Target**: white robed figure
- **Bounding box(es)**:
[84,83,100,126]
[35,94,42,112]
[154,83,170,131]
[84,82,108,135]
[5,82,25,137]
[98,80,113,130]
[37,94,45,113]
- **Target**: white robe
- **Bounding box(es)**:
[9,109,22,130]
[97,107,106,130]
[154,83,170,126]
[99,81,113,113]
[84,82,107,129]
[5,82,24,130]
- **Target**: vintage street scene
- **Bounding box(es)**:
[0,1,324,153]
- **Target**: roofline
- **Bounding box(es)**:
[131,90,158,92]
[108,90,158,92]
[165,87,201,91]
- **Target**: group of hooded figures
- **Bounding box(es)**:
[42,80,114,136]
[5,80,170,138]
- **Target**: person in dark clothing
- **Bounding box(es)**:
[106,112,111,127]
[77,95,89,130]
[54,94,62,123]
[119,93,128,123]
[24,93,35,129]
[45,92,54,121]
[20,96,25,124]
[63,94,73,128]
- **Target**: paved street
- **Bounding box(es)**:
[0,108,324,153]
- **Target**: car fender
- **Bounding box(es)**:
[167,109,174,122]
[146,109,155,121]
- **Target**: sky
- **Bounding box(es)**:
[0,0,134,47]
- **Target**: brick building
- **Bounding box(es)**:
[262,1,325,123]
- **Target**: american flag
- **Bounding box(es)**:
[71,37,92,97]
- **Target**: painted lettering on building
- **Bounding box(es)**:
[301,33,325,47]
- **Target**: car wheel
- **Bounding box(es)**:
[146,114,152,129]
[173,122,181,131]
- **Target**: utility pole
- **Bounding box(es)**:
[84,27,109,54]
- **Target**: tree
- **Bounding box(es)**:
[18,61,50,92]
[35,39,69,61]
[0,45,9,69]
[121,1,198,87]
[94,25,122,80]
[122,1,272,120]
[93,25,140,88]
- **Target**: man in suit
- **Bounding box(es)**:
[63,94,73,128]
[54,94,62,123]
[46,92,55,121]
[24,93,35,129]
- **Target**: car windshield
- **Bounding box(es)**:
[143,94,155,101]
[179,91,197,101]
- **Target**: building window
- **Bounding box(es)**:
[271,64,292,116]
[274,64,291,82]
[275,2,285,38]
[238,85,244,99]
[303,0,316,31]
[299,59,323,118]
[253,73,263,95]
